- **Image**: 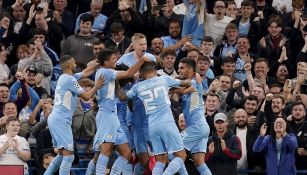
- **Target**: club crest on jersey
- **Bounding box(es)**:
[107,134,113,140]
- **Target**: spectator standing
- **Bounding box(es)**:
[253,118,298,175]
[206,113,242,175]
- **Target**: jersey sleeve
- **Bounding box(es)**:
[126,85,137,99]
[73,72,83,80]
[164,76,181,88]
[70,77,85,95]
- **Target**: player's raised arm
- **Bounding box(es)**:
[79,75,104,101]
[116,56,150,80]
[81,60,100,78]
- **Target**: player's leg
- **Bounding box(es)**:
[86,152,99,175]
[96,142,114,175]
[192,152,211,175]
[135,152,149,175]
[43,152,63,175]
[190,121,211,175]
[168,153,188,175]
[153,153,168,175]
[59,149,75,175]
[132,127,150,175]
[160,122,187,175]
[112,142,133,175]
[163,150,187,175]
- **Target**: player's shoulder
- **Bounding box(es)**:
[117,52,133,63]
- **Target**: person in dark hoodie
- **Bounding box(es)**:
[205,112,242,175]
[61,13,99,71]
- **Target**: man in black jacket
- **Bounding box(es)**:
[206,113,242,175]
[287,102,307,170]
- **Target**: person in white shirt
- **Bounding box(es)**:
[233,108,264,172]
[0,116,31,175]
[205,0,233,49]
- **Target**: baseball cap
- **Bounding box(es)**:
[214,113,227,123]
[26,66,37,74]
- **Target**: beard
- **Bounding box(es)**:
[236,121,247,128]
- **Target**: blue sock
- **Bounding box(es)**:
[59,155,74,175]
[152,162,165,175]
[96,154,109,175]
[110,155,124,175]
[85,159,96,175]
[122,158,133,175]
[43,155,63,175]
[162,157,184,175]
[168,154,188,175]
[134,163,146,175]
[197,163,212,175]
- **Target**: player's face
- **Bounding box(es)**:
[133,38,147,56]
[6,120,20,136]
[69,58,77,72]
[106,54,118,69]
[178,63,188,78]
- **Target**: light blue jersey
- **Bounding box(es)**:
[181,79,210,153]
[93,68,128,147]
[127,76,181,127]
[181,79,206,126]
[95,68,118,111]
[48,73,84,151]
[127,76,185,155]
[116,52,156,67]
[50,73,84,122]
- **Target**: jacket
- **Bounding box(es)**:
[206,130,242,175]
[253,134,298,175]
[233,126,265,170]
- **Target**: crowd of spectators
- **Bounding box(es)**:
[0,0,306,174]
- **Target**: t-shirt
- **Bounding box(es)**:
[0,134,30,175]
[236,128,248,169]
